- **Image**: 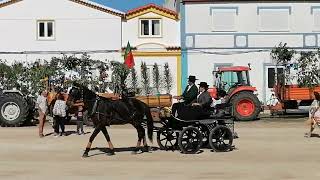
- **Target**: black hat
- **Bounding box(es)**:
[187,75,198,82]
[198,82,209,88]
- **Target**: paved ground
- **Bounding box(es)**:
[1,115,320,180]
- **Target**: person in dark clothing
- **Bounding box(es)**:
[172,75,199,117]
[191,82,213,109]
[177,82,213,120]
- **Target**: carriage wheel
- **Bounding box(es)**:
[157,128,178,150]
[178,127,203,154]
[209,125,233,152]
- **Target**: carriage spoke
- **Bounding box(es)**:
[160,137,167,141]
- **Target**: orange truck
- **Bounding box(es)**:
[269,84,320,113]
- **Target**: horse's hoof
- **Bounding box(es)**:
[107,150,115,156]
[304,133,311,138]
[131,151,138,155]
[141,146,150,152]
[82,153,89,158]
[131,148,139,154]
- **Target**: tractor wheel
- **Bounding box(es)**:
[0,93,28,126]
[231,91,260,121]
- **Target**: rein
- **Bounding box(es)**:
[72,86,115,123]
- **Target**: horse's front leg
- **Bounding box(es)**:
[101,126,115,156]
[83,126,101,158]
[132,123,146,154]
[142,136,150,152]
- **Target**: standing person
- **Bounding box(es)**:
[36,90,48,138]
[52,93,67,137]
[305,92,320,137]
[76,105,85,135]
[172,75,198,116]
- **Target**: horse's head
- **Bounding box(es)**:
[67,83,83,105]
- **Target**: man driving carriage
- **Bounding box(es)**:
[172,75,198,116]
[173,82,213,120]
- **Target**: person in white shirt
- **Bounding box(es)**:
[52,93,67,137]
[36,90,48,138]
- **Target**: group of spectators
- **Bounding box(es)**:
[36,89,85,138]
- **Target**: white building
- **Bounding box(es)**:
[0,0,181,95]
[181,0,320,104]
[0,0,124,63]
[123,4,181,95]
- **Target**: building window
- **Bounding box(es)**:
[139,19,161,37]
[37,20,55,40]
[312,7,320,31]
[210,7,238,32]
[267,67,284,88]
[258,7,291,32]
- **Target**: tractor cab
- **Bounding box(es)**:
[209,66,261,121]
[210,66,252,99]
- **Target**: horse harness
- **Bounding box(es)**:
[90,95,112,123]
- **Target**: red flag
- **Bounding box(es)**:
[124,42,134,68]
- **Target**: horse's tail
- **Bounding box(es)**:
[145,106,154,143]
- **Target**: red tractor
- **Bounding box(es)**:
[209,66,261,121]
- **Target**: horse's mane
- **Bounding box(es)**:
[76,84,112,101]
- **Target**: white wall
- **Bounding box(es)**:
[185,2,320,33]
[122,12,180,48]
[184,2,320,104]
[0,0,122,63]
[187,51,271,101]
[184,2,320,49]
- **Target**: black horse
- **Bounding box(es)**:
[67,83,153,157]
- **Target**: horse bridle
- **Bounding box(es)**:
[72,85,106,120]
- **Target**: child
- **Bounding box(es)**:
[76,105,85,135]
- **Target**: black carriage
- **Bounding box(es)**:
[152,115,235,154]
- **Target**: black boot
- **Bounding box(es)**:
[106,149,115,156]
[82,148,90,158]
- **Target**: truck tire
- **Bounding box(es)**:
[0,93,28,126]
[231,91,260,121]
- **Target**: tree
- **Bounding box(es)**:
[152,63,161,95]
[270,43,295,84]
[163,63,173,94]
[270,43,320,87]
[129,67,138,94]
[296,50,320,87]
[140,62,150,95]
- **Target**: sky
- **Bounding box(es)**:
[92,0,165,12]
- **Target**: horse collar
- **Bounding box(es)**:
[90,96,100,117]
